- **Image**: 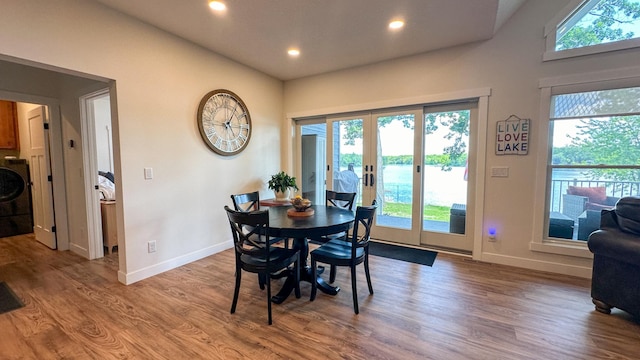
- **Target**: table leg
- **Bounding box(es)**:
[271,238,340,304]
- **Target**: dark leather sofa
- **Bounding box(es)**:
[587,196,640,318]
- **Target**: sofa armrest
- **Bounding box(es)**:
[562,194,588,220]
[588,228,640,265]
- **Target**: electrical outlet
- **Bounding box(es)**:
[148,240,157,253]
[488,227,497,242]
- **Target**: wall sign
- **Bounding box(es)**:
[496,115,529,155]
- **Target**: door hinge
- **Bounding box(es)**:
[44,123,50,130]
[52,226,56,233]
[47,175,53,182]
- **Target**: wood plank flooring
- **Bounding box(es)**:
[1,233,639,359]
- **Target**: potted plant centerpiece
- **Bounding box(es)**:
[268,171,299,201]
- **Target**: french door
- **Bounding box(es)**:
[298,101,476,253]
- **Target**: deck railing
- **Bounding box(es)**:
[351,178,639,212]
[550,179,640,212]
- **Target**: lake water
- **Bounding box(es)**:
[350,164,467,206]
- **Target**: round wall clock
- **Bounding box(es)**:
[197,89,252,156]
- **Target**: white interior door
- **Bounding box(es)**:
[81,89,112,259]
[28,106,56,249]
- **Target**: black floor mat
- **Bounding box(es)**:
[368,242,437,266]
[0,282,24,314]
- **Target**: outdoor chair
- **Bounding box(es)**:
[562,186,618,221]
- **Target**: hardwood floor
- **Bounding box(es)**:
[1,234,639,359]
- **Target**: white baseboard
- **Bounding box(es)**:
[480,252,593,279]
[70,243,89,259]
[118,241,233,285]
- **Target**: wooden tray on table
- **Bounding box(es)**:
[287,208,314,217]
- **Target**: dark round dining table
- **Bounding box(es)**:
[267,205,355,304]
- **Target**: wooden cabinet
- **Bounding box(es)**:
[100,200,118,254]
[0,100,19,150]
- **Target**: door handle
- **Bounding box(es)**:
[364,173,368,186]
[369,174,374,186]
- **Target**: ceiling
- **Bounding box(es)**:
[93,0,527,81]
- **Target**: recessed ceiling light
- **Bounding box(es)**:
[389,20,404,30]
[288,48,300,57]
[209,1,226,11]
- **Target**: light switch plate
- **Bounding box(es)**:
[491,166,509,177]
[144,167,153,180]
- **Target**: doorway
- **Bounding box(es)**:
[0,57,116,260]
[80,89,115,259]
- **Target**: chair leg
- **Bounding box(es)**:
[310,257,318,301]
[329,265,337,283]
[266,273,272,325]
[231,266,242,314]
[364,254,373,295]
[294,254,301,299]
[258,273,265,290]
[351,265,359,314]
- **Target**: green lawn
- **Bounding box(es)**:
[381,202,450,221]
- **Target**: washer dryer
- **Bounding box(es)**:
[0,158,33,237]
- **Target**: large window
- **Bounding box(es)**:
[547,86,640,242]
[545,0,640,60]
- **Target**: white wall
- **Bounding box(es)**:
[0,0,283,283]
[283,0,640,277]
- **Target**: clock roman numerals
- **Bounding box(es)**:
[197,89,252,156]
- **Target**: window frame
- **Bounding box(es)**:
[532,66,640,257]
[543,0,640,61]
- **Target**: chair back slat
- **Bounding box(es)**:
[231,191,260,212]
[224,206,272,258]
[326,190,356,211]
[349,200,377,254]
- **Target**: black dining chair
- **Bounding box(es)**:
[231,191,289,249]
[308,190,357,282]
[230,191,260,212]
[230,191,290,290]
[310,200,377,314]
[224,206,301,325]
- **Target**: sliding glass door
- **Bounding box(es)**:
[420,102,475,251]
[296,101,477,253]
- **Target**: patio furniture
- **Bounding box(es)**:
[587,196,640,319]
[549,211,573,239]
[577,210,601,241]
[562,186,618,221]
[449,203,466,234]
